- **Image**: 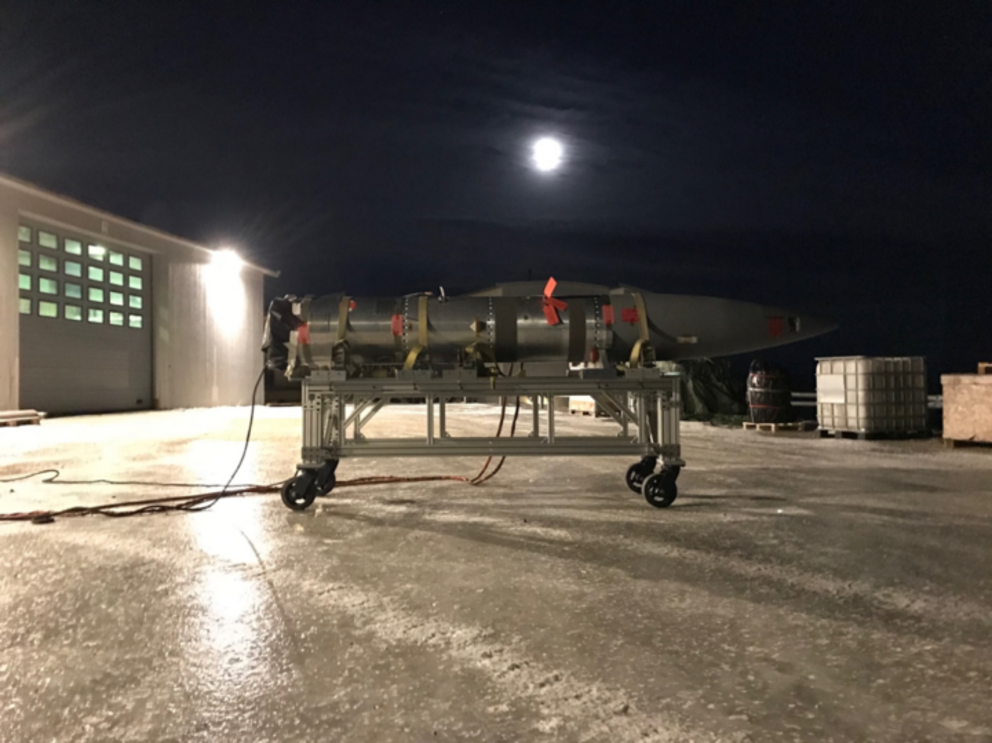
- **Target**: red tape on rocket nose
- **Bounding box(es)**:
[542,276,568,326]
[297,324,310,344]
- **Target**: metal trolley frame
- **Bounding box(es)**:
[281,368,685,510]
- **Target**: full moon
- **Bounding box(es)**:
[531,137,564,172]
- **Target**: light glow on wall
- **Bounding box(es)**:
[211,248,243,274]
[205,248,246,331]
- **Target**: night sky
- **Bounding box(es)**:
[2,1,989,384]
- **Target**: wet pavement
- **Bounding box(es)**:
[1,405,992,742]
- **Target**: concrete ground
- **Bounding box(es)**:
[1,405,992,743]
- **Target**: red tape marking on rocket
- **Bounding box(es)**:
[391,314,404,336]
[543,277,568,326]
[297,324,310,344]
[767,316,784,337]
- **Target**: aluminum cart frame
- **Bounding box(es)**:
[280,368,685,511]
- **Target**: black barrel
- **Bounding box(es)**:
[747,360,794,423]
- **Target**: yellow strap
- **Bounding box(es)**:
[403,295,431,370]
[629,293,651,366]
[465,342,496,363]
[633,293,649,342]
[337,296,351,342]
[403,347,422,369]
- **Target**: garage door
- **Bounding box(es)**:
[16,224,152,415]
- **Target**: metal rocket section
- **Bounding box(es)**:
[264,278,836,378]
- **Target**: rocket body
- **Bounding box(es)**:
[266,281,836,375]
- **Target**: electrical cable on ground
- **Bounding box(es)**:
[469,363,517,485]
[469,395,510,483]
[471,395,521,486]
[179,367,268,514]
[0,484,278,523]
[0,366,520,524]
[0,470,273,488]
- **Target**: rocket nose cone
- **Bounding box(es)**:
[629,289,839,359]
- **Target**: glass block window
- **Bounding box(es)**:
[13,229,149,328]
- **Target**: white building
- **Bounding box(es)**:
[0,173,278,414]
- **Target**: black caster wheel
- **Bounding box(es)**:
[625,457,657,494]
[642,467,680,508]
[281,472,318,511]
[316,472,336,496]
[313,459,339,496]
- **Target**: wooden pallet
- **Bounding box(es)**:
[818,428,931,441]
[742,420,817,432]
[0,410,45,427]
[943,438,992,449]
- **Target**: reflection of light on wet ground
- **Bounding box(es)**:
[188,506,268,565]
[197,569,261,656]
[184,560,283,709]
[183,506,285,712]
